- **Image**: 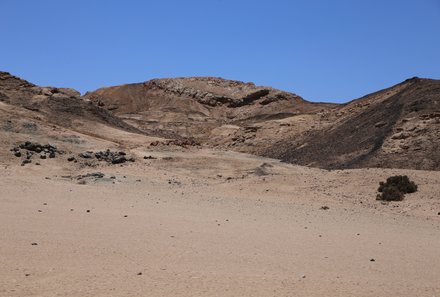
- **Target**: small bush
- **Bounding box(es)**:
[376,175,418,201]
[378,185,404,201]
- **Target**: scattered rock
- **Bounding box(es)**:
[167,179,181,186]
[31,242,38,246]
[374,121,387,128]
[77,172,105,179]
[12,141,59,164]
[370,258,375,262]
[67,156,75,162]
[78,149,134,164]
[79,152,93,159]
[320,206,329,210]
[21,159,31,166]
[111,155,127,164]
[86,209,90,213]
[420,112,440,120]
[19,141,56,153]
[391,132,411,140]
[150,138,200,147]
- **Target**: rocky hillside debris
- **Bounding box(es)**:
[376,175,418,201]
[11,141,60,166]
[374,121,387,128]
[391,132,411,140]
[78,149,135,164]
[18,141,57,154]
[419,112,440,120]
[79,152,93,159]
[150,139,200,148]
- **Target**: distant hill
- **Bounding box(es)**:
[2,71,439,170]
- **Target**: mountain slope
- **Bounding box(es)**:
[267,78,440,170]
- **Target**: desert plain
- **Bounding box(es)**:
[1,72,440,296]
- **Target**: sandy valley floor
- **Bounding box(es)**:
[1,148,440,297]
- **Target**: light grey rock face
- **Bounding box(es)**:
[145,77,299,107]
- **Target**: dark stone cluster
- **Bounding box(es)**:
[11,141,59,166]
[78,149,135,164]
[149,139,200,147]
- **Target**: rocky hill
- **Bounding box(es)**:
[268,78,440,170]
[84,77,336,144]
[2,71,439,170]
[0,71,140,135]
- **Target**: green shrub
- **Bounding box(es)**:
[377,175,418,201]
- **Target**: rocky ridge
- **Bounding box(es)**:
[1,71,440,170]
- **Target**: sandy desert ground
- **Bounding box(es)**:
[1,145,440,297]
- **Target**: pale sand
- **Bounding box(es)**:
[1,149,440,297]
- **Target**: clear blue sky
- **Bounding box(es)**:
[1,0,439,103]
